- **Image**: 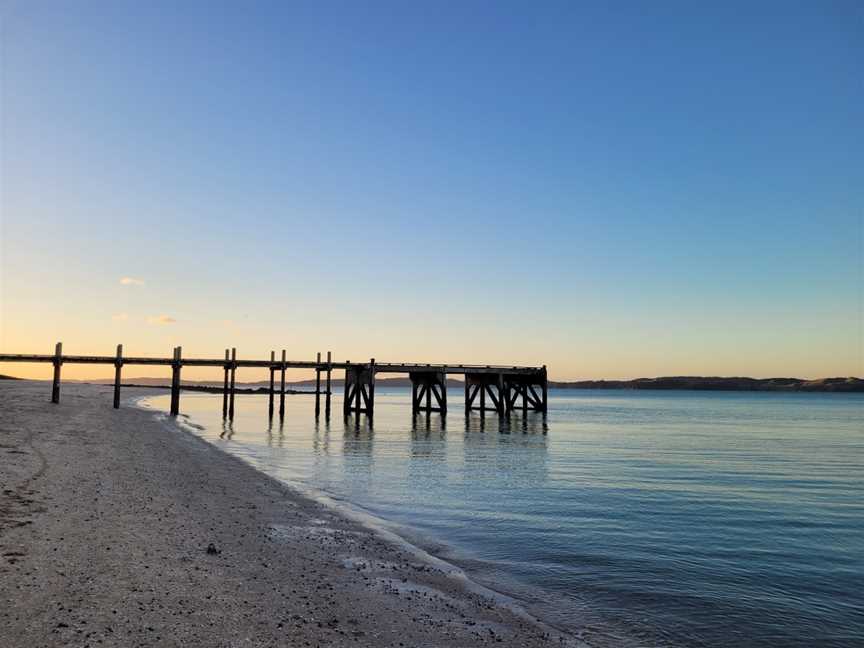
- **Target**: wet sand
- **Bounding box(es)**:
[0,381,577,647]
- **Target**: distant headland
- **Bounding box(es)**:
[548,376,863,393]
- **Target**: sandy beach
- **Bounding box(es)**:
[0,381,574,647]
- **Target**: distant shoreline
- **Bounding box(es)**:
[548,376,864,393]
[1,374,860,393]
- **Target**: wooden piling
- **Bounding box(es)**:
[222,349,229,418]
[480,378,486,416]
[268,351,275,418]
[541,365,548,415]
[440,374,447,416]
[497,374,506,417]
[51,342,62,403]
[354,365,361,417]
[228,347,236,421]
[170,346,182,416]
[325,351,332,419]
[315,352,321,417]
[368,358,375,418]
[343,361,351,417]
[279,349,286,419]
[464,378,469,415]
[113,344,123,408]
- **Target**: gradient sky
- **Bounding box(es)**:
[1,0,862,382]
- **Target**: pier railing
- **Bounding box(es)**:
[0,343,548,420]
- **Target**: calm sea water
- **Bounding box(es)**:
[142,389,864,647]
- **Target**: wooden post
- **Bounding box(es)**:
[354,365,362,417]
[228,347,236,421]
[279,349,286,419]
[464,377,469,415]
[315,352,321,417]
[541,366,548,415]
[325,351,332,419]
[522,381,528,417]
[343,362,352,417]
[425,376,431,412]
[498,374,506,417]
[440,373,447,417]
[113,344,123,408]
[480,378,486,416]
[268,351,275,419]
[368,358,375,419]
[170,346,182,416]
[222,349,229,418]
[51,342,62,403]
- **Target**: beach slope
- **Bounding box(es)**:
[0,381,571,647]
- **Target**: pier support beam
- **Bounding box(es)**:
[368,358,376,419]
[228,347,237,421]
[315,352,322,417]
[502,369,548,416]
[113,344,123,408]
[410,370,447,415]
[325,351,332,419]
[464,372,505,417]
[343,362,374,418]
[170,346,182,416]
[222,349,230,418]
[279,350,286,419]
[268,351,275,419]
[51,342,62,403]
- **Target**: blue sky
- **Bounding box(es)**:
[1,1,861,379]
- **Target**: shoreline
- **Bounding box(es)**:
[0,381,581,647]
[150,398,570,638]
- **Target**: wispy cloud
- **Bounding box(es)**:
[111,312,129,321]
[146,314,176,325]
[119,277,144,286]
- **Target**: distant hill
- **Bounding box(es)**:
[0,374,22,380]
[549,377,864,393]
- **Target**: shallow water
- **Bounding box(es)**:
[142,389,864,647]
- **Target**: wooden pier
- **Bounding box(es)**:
[0,344,547,421]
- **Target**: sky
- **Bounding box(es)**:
[1,0,861,382]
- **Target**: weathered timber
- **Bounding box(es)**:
[343,361,352,417]
[502,370,548,416]
[279,349,286,419]
[409,370,447,415]
[169,346,182,416]
[368,358,376,418]
[228,347,237,421]
[325,351,332,419]
[51,342,62,403]
[268,351,275,419]
[222,349,229,418]
[343,362,373,417]
[315,352,321,418]
[113,344,123,408]
[0,354,541,374]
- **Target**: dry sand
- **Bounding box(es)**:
[0,381,578,647]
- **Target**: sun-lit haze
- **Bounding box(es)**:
[1,1,861,382]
